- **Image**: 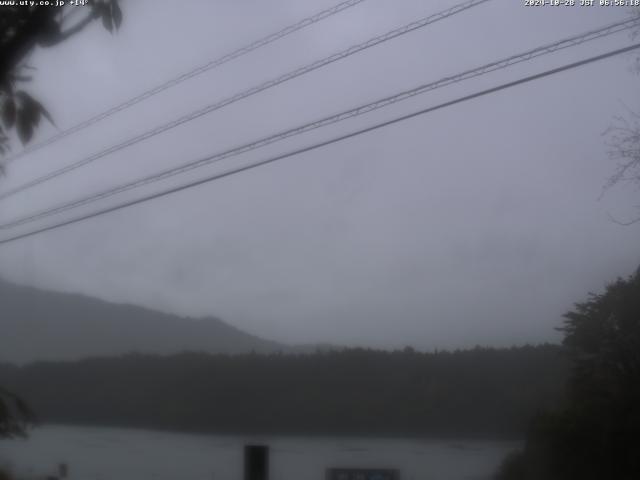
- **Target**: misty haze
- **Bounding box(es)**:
[0,1,639,480]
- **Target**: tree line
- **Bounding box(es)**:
[0,344,568,438]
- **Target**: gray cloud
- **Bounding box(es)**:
[0,0,638,350]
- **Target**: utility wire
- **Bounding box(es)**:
[1,42,638,246]
[3,0,368,163]
[1,17,637,231]
[0,0,491,201]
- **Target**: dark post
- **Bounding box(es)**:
[244,444,269,480]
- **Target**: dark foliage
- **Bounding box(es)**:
[0,386,34,438]
[0,345,568,437]
[0,0,122,156]
[496,267,640,480]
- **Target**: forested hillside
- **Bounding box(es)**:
[0,279,285,363]
[0,345,568,437]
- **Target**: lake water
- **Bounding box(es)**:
[0,425,519,480]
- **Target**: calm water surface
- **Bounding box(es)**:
[0,425,519,480]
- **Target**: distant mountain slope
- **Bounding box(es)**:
[0,279,286,364]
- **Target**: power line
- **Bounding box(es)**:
[3,0,368,163]
[0,0,491,201]
[1,17,637,231]
[1,42,638,246]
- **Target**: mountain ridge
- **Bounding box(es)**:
[0,278,288,364]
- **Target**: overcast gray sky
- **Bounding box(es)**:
[0,0,639,350]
